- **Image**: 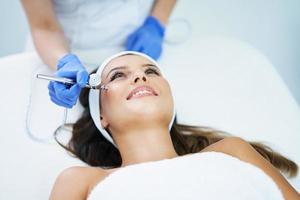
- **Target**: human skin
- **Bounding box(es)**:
[49,55,300,200]
[99,54,178,167]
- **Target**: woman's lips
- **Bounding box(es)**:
[127,85,158,100]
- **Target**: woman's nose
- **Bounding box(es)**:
[133,74,147,83]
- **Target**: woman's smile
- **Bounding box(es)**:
[127,85,158,100]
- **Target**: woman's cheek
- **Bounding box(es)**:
[106,82,128,102]
[101,82,127,120]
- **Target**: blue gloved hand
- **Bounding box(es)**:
[48,53,89,108]
[126,16,165,60]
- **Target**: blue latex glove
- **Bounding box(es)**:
[48,53,89,108]
[126,16,165,60]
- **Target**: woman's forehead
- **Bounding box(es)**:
[101,54,156,77]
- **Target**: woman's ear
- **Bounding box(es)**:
[100,115,109,128]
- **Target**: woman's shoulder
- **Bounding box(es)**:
[50,166,112,200]
[57,166,109,183]
[200,136,252,158]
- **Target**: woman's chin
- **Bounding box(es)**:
[124,97,173,121]
[131,105,162,116]
[126,96,160,109]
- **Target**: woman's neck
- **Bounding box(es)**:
[115,127,179,168]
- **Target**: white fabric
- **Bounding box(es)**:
[87,152,284,200]
[1,37,300,199]
[25,0,155,51]
[88,51,176,148]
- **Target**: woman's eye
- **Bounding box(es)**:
[110,72,125,81]
[145,68,160,75]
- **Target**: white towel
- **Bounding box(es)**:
[87,152,284,200]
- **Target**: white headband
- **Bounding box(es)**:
[88,51,176,148]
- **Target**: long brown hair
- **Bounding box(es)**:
[55,75,298,178]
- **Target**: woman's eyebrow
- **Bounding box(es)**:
[106,66,127,78]
[105,63,159,78]
[142,63,159,69]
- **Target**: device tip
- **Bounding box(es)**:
[100,85,108,91]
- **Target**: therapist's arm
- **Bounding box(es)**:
[21,0,69,71]
[151,0,177,26]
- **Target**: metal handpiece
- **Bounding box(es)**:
[36,74,108,90]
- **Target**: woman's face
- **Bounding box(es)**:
[99,54,174,133]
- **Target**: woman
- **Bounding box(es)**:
[50,51,299,199]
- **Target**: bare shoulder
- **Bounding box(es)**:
[200,137,300,198]
[49,166,108,200]
[200,136,251,158]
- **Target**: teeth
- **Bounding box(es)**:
[133,90,152,97]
